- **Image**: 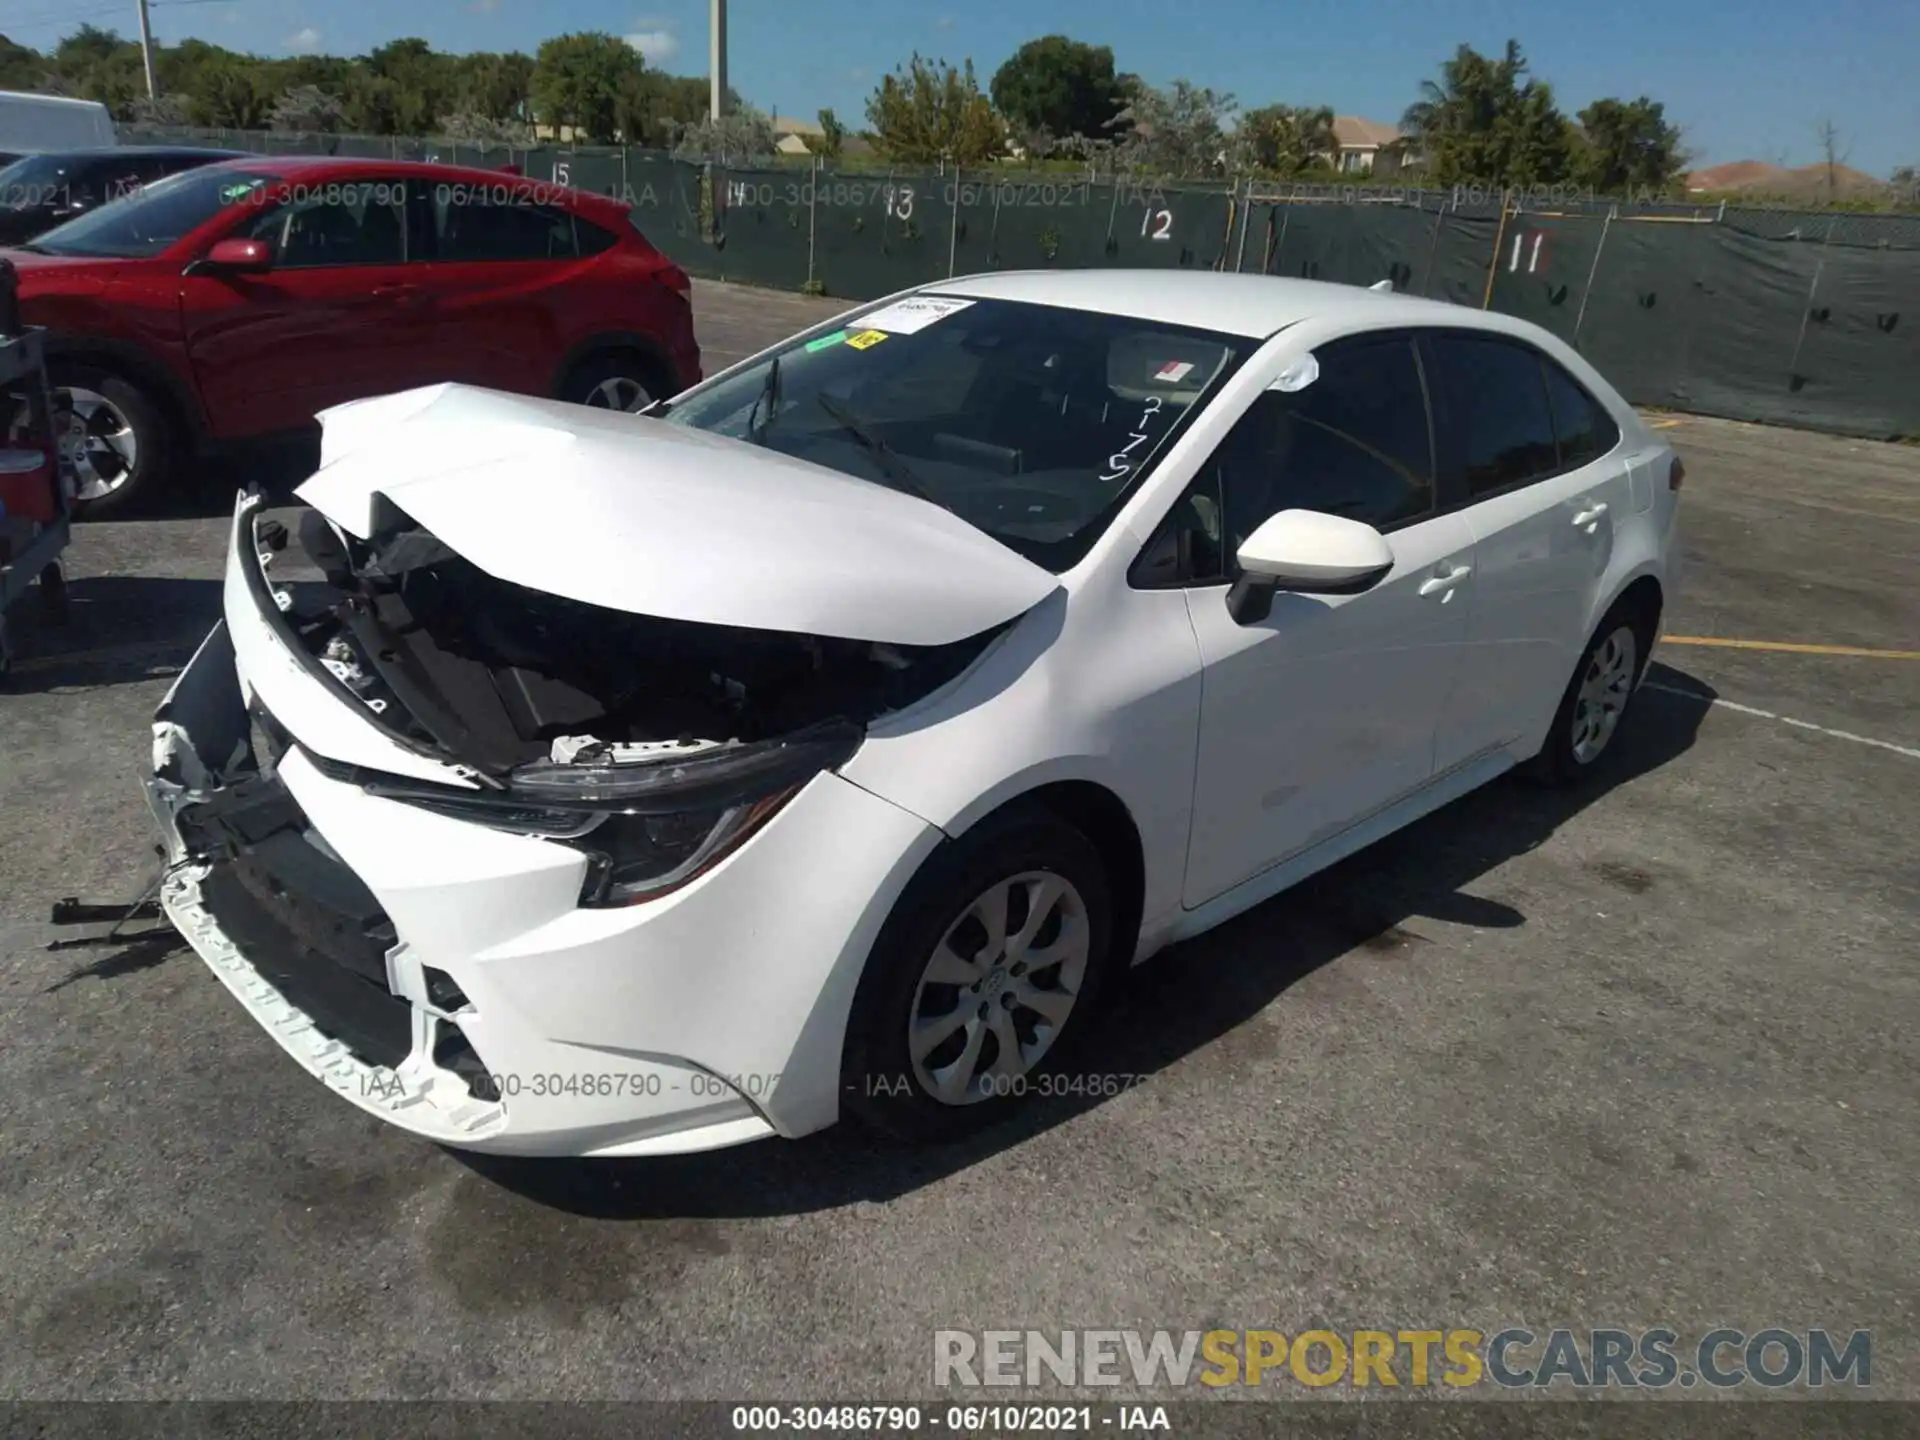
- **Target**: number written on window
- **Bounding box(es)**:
[1100,396,1166,482]
[886,185,914,220]
[552,162,571,186]
[1140,207,1173,241]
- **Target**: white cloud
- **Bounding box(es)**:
[936,14,953,29]
[625,28,679,64]
[284,26,322,53]
[468,0,501,12]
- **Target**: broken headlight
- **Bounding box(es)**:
[362,722,863,907]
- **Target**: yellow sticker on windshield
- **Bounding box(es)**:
[846,330,889,351]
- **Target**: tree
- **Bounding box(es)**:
[1112,78,1238,176]
[365,37,453,135]
[811,107,845,159]
[989,36,1123,146]
[865,53,1005,164]
[269,84,346,133]
[189,56,270,128]
[1572,97,1685,194]
[1239,103,1336,176]
[454,51,533,124]
[1400,40,1575,187]
[437,109,534,146]
[530,32,647,143]
[129,93,190,126]
[667,104,776,164]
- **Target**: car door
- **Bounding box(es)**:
[179,175,431,436]
[403,184,602,395]
[1420,330,1633,767]
[1163,332,1478,907]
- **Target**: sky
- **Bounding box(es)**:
[3,0,1916,176]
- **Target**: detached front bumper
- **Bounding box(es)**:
[144,496,941,1157]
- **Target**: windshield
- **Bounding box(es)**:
[0,154,82,211]
[659,296,1243,572]
[28,166,276,258]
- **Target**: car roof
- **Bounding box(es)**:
[929,269,1494,340]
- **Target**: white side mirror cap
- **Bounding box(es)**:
[1237,509,1395,592]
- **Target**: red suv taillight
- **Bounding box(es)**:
[659,263,691,299]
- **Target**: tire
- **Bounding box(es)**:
[559,352,661,413]
[840,804,1116,1144]
[49,362,174,520]
[1524,599,1655,785]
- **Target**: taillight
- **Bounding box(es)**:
[660,264,691,299]
[1669,456,1685,491]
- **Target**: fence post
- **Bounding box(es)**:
[1482,200,1514,309]
[1233,178,1254,273]
[1418,195,1447,297]
[1571,207,1615,346]
[948,163,961,278]
[806,154,819,289]
[1271,194,1294,277]
[1785,217,1838,381]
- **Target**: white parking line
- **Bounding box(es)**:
[1643,682,1920,760]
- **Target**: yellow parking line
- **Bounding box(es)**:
[1649,418,1684,429]
[1661,636,1920,660]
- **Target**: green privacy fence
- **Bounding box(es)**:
[119,126,1920,439]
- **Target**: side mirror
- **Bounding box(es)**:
[187,237,273,277]
[1227,509,1395,624]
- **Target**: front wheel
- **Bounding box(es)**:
[1526,603,1651,784]
[841,806,1115,1144]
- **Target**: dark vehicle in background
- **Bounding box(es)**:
[0,148,246,246]
[2,156,700,516]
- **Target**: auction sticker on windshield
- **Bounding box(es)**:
[804,330,849,353]
[845,330,889,351]
[859,296,975,334]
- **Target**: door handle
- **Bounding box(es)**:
[1418,563,1472,597]
[1572,501,1609,528]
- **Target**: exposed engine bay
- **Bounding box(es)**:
[274,501,1000,776]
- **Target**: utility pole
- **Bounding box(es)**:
[136,0,158,100]
[708,0,728,120]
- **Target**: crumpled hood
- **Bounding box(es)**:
[297,383,1060,648]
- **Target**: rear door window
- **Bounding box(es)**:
[1426,332,1560,497]
[431,194,579,261]
[1542,359,1621,469]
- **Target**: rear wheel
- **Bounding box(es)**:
[49,363,174,520]
[560,352,660,413]
[1526,600,1654,784]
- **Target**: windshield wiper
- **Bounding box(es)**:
[11,242,48,254]
[744,355,781,444]
[814,394,949,510]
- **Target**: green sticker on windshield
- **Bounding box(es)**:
[804,330,849,353]
[220,182,259,203]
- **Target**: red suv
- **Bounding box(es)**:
[4,156,700,515]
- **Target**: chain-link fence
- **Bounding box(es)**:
[118,125,1920,438]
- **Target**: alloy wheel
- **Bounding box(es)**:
[1572,625,1638,764]
[583,375,652,412]
[55,386,139,502]
[907,870,1091,1106]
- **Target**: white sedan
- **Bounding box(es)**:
[146,270,1681,1156]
